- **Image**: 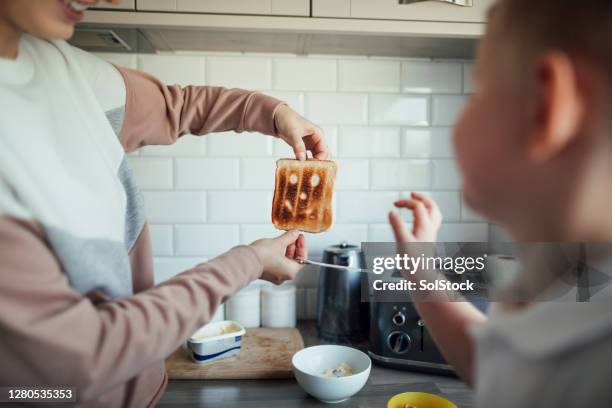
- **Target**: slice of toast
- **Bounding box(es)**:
[272,159,338,233]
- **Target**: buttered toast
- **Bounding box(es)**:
[272,159,338,233]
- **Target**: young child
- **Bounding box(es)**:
[389,0,612,406]
[0,0,327,406]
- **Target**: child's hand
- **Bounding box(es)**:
[388,192,442,242]
[274,105,329,161]
[249,230,307,284]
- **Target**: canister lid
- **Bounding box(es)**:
[323,241,361,254]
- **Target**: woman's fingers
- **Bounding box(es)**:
[292,138,307,161]
[295,234,307,260]
[388,211,415,242]
[304,129,329,160]
[285,243,296,259]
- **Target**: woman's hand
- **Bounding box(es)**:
[274,105,329,160]
[249,230,307,284]
[388,192,442,242]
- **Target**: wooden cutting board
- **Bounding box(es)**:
[165,327,304,380]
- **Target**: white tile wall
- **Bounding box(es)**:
[402,128,454,158]
[175,158,240,190]
[338,127,401,158]
[143,192,206,223]
[338,60,400,93]
[97,53,486,299]
[208,192,272,223]
[432,95,469,126]
[306,93,368,125]
[149,224,174,256]
[273,58,337,91]
[128,158,173,190]
[138,55,205,86]
[369,95,429,126]
[206,56,271,90]
[401,61,462,94]
[370,160,430,190]
[175,225,240,257]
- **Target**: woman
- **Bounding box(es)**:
[0,1,328,406]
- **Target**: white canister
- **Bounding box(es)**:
[261,282,297,328]
[225,283,261,328]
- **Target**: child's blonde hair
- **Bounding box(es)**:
[490,0,612,76]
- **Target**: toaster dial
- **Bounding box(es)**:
[387,331,411,354]
[392,311,406,326]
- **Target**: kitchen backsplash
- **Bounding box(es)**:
[96,51,486,316]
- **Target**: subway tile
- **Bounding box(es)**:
[273,58,337,91]
[371,160,430,190]
[265,91,304,115]
[175,158,239,190]
[402,128,454,158]
[303,224,369,255]
[94,52,137,69]
[432,95,468,126]
[432,160,462,189]
[273,126,338,158]
[305,93,368,125]
[399,191,461,222]
[463,63,475,94]
[241,158,277,189]
[369,94,429,126]
[335,159,369,190]
[401,62,462,94]
[138,54,205,86]
[336,192,399,223]
[154,257,207,283]
[489,224,513,243]
[461,192,486,222]
[149,224,174,256]
[240,224,282,245]
[338,126,401,158]
[142,192,207,223]
[208,192,272,223]
[338,59,400,92]
[206,56,271,90]
[140,135,207,157]
[207,131,273,157]
[437,223,489,242]
[368,223,399,242]
[128,158,173,190]
[175,224,240,257]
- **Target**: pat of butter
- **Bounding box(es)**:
[191,322,241,340]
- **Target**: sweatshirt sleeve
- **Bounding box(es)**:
[114,65,285,152]
[0,216,262,401]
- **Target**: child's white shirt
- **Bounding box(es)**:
[471,245,612,407]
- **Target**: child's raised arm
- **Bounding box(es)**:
[388,192,487,385]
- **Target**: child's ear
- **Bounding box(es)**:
[528,52,585,163]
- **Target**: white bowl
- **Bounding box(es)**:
[292,345,371,404]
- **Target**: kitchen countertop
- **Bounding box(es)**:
[159,321,473,407]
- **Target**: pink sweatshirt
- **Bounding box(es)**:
[0,36,284,407]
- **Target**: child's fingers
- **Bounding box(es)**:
[295,234,308,260]
[389,211,415,242]
[410,200,430,238]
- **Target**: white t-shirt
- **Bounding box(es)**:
[471,245,612,407]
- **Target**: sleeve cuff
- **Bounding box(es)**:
[242,93,286,137]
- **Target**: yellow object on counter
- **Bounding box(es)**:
[387,392,457,408]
